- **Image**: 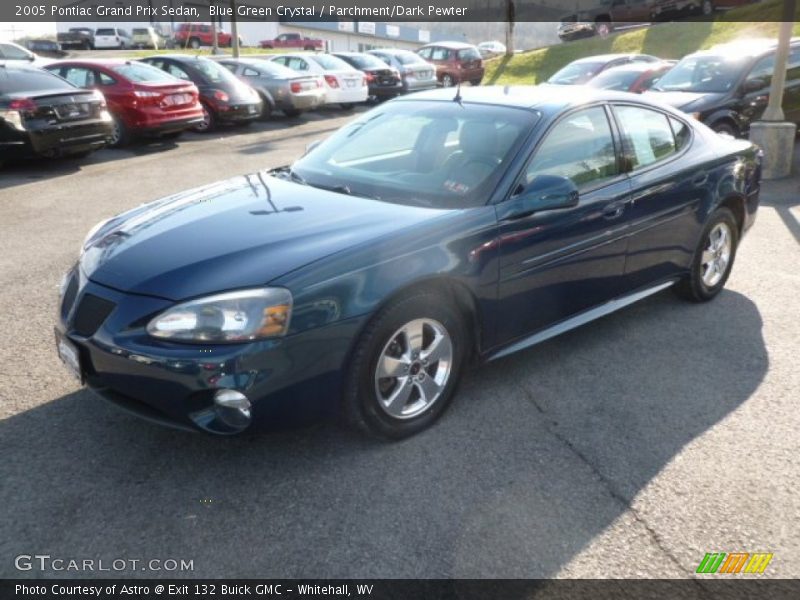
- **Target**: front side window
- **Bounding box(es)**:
[165,63,191,81]
[614,105,677,169]
[525,106,618,189]
[548,61,605,85]
[417,47,432,59]
[745,54,775,90]
[291,101,538,208]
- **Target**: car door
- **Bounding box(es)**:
[494,104,632,346]
[610,103,705,289]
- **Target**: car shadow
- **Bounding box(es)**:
[0,289,766,579]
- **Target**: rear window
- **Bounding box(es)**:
[245,60,298,79]
[310,54,353,71]
[95,29,116,36]
[111,63,177,83]
[457,48,481,61]
[395,51,427,65]
[341,54,387,69]
[0,68,75,94]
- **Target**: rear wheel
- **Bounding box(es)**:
[260,96,273,120]
[108,115,130,147]
[702,0,714,15]
[471,79,482,86]
[674,207,739,302]
[188,37,201,50]
[194,102,215,133]
[595,21,612,37]
[441,74,455,87]
[343,292,468,439]
[160,131,183,140]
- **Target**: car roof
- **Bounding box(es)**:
[45,58,137,66]
[596,61,673,74]
[140,54,210,63]
[398,84,664,115]
[573,53,655,64]
[421,41,476,49]
[369,48,414,54]
[0,61,42,72]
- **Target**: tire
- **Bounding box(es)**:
[441,74,455,87]
[194,102,215,133]
[160,131,183,140]
[189,37,201,50]
[108,115,130,147]
[284,108,303,118]
[303,45,315,51]
[342,292,469,439]
[674,207,739,303]
[712,121,738,138]
[702,0,714,15]
[595,21,612,37]
[340,103,355,110]
[470,79,482,86]
[259,96,273,120]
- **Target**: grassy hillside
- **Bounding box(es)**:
[484,0,800,86]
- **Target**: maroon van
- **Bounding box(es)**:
[416,42,484,87]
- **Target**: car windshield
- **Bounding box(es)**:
[291,100,538,208]
[587,68,642,91]
[111,63,177,83]
[191,58,240,84]
[342,54,388,69]
[310,54,353,71]
[652,55,746,93]
[1,69,74,93]
[549,61,605,85]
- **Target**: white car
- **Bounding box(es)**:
[478,41,507,58]
[94,27,131,49]
[270,53,367,109]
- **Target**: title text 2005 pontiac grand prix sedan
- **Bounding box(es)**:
[56,86,761,439]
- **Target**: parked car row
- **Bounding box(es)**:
[0,41,485,167]
[543,37,800,137]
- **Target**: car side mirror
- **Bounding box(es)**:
[743,77,767,93]
[501,175,579,220]
[304,139,322,155]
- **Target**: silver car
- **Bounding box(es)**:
[214,57,325,118]
[367,48,438,94]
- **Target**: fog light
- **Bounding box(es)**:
[213,389,251,429]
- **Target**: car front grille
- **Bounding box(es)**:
[72,293,116,337]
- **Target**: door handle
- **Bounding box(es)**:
[692,172,709,186]
[602,202,626,220]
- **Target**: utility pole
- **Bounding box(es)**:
[749,0,797,178]
[230,0,240,58]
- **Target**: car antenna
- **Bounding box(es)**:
[453,79,463,106]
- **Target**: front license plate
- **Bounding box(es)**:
[55,330,82,382]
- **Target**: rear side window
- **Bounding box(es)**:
[614,105,677,169]
[669,117,691,152]
[457,48,481,61]
[525,106,618,189]
[0,68,75,93]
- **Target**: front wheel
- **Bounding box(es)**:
[674,207,739,302]
[441,74,455,87]
[343,293,468,439]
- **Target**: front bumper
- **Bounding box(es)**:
[56,273,364,434]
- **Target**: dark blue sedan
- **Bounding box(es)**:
[55,86,762,438]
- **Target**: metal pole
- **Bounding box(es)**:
[211,1,218,53]
[762,0,796,121]
[230,0,240,58]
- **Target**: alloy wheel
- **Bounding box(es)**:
[374,318,453,419]
[701,222,732,287]
[109,119,122,146]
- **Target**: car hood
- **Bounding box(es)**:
[645,90,726,112]
[81,174,445,301]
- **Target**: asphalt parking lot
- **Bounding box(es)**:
[0,110,798,579]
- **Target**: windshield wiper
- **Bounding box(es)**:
[269,165,307,185]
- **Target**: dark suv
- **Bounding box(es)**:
[417,42,484,87]
[646,39,800,136]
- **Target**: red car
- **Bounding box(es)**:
[416,42,484,87]
[45,59,204,146]
[259,33,324,51]
[173,23,234,49]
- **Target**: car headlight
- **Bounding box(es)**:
[146,288,292,343]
